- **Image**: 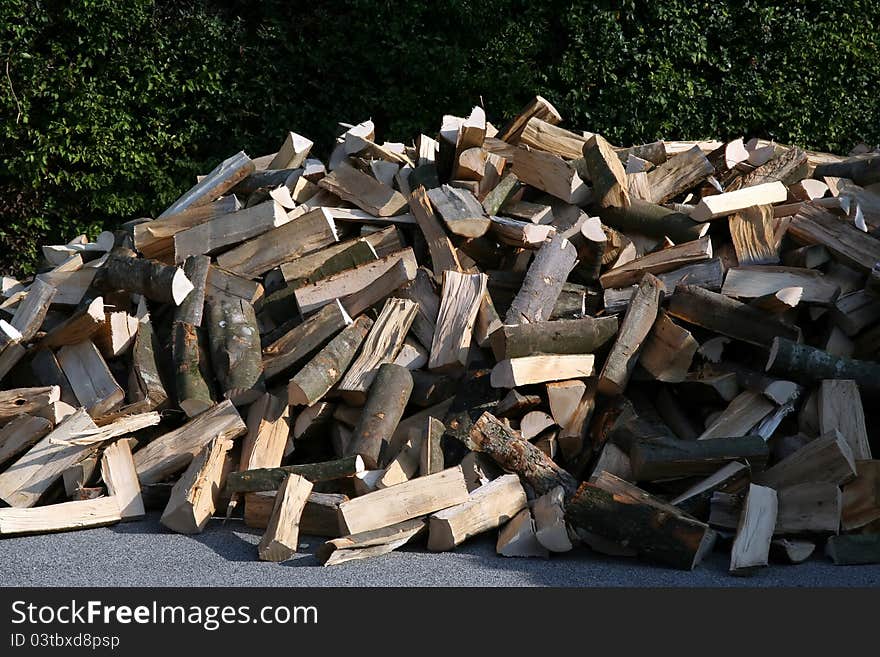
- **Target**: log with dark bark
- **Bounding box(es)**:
[93,253,193,306]
[172,321,214,417]
[629,435,768,481]
[504,233,577,325]
[491,315,618,361]
[598,199,708,243]
[226,455,366,494]
[206,296,264,405]
[765,337,880,394]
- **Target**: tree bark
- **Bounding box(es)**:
[206,295,264,405]
[504,233,577,325]
[226,455,366,493]
[175,255,210,327]
[94,253,193,305]
[598,199,708,243]
[172,321,214,417]
[492,316,618,361]
[765,337,880,393]
[629,435,768,481]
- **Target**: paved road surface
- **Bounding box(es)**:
[6,512,879,587]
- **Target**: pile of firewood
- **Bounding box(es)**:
[2,96,880,574]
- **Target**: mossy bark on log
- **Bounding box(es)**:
[206,295,265,405]
[288,316,373,406]
[172,321,214,417]
[504,233,578,325]
[598,199,708,243]
[129,316,168,410]
[491,316,618,360]
[93,253,193,306]
[226,455,366,493]
[176,255,210,327]
[346,363,414,469]
[766,337,880,393]
[464,411,578,497]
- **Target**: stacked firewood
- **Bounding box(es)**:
[2,96,880,573]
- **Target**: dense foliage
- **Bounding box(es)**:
[2,0,879,274]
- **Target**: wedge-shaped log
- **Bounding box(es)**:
[257,473,313,562]
[565,475,716,570]
[504,233,578,325]
[600,236,712,289]
[729,205,780,266]
[774,482,842,534]
[0,496,121,537]
[498,96,562,144]
[638,310,697,383]
[158,151,253,219]
[268,131,313,169]
[319,161,407,217]
[245,491,347,537]
[489,216,554,249]
[722,266,839,306]
[730,484,777,575]
[598,273,664,396]
[57,341,124,418]
[497,508,548,558]
[429,271,486,372]
[134,400,246,486]
[583,133,630,208]
[338,466,469,535]
[603,259,724,314]
[263,301,351,381]
[38,296,104,350]
[754,429,856,489]
[288,316,373,407]
[428,474,527,551]
[491,354,594,388]
[519,117,585,159]
[814,154,880,186]
[427,185,490,237]
[317,518,427,566]
[533,485,573,552]
[408,186,460,278]
[160,437,232,534]
[646,144,713,204]
[101,439,144,520]
[698,390,775,440]
[135,195,241,260]
[691,181,787,221]
[787,204,880,272]
[216,207,338,279]
[818,379,872,460]
[279,227,397,284]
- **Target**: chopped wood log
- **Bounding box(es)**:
[500,199,554,225]
[407,186,461,279]
[57,341,124,418]
[376,416,425,489]
[842,461,880,531]
[226,455,366,493]
[826,534,880,565]
[496,508,548,558]
[93,253,193,306]
[288,315,373,406]
[818,379,872,460]
[787,204,880,272]
[268,131,313,169]
[814,154,880,186]
[832,289,880,336]
[691,181,788,222]
[160,437,232,534]
[603,259,724,314]
[463,412,578,497]
[206,296,264,405]
[244,491,347,536]
[94,310,138,359]
[519,118,586,159]
[598,273,664,396]
[240,393,289,473]
[512,146,589,204]
[773,482,842,534]
[630,435,768,481]
[638,309,697,383]
[698,391,775,440]
[337,298,417,405]
[134,195,241,260]
[489,216,554,249]
[0,386,60,423]
[206,266,264,305]
[498,96,562,144]
[646,145,714,204]
[172,321,213,417]
[279,229,395,285]
[426,185,490,238]
[598,200,708,243]
[599,236,712,289]
[101,439,144,520]
[491,315,617,361]
[317,518,427,566]
[318,161,407,217]
[428,270,486,372]
[504,233,577,325]
[496,389,542,418]
[257,473,313,562]
[10,278,56,342]
[338,466,469,535]
[0,496,121,537]
[755,429,856,489]
[0,409,97,507]
[722,266,839,306]
[730,484,777,575]
[520,411,555,440]
[533,485,573,552]
[670,461,749,516]
[159,151,253,219]
[546,380,585,429]
[134,400,246,486]
[482,172,520,216]
[583,133,630,208]
[37,296,104,349]
[215,207,338,279]
[765,337,880,393]
[420,416,445,476]
[32,269,94,307]
[262,301,350,380]
[427,474,527,551]
[126,314,167,411]
[0,415,52,468]
[668,285,800,348]
[491,354,595,388]
[565,477,715,570]
[729,205,781,266]
[346,363,413,469]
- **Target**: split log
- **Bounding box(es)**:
[520,411,554,440]
[698,391,775,440]
[158,151,253,219]
[37,296,104,349]
[268,131,313,169]
[0,386,60,423]
[428,271,486,372]
[646,145,713,204]
[396,267,440,350]
[504,233,577,325]
[428,474,527,551]
[722,266,839,306]
[489,216,554,249]
[500,199,554,225]
[565,477,716,570]
[668,285,800,348]
[818,379,872,460]
[496,508,548,558]
[288,316,373,406]
[93,253,193,306]
[728,205,781,266]
[160,437,232,534]
[491,315,618,361]
[765,337,880,393]
[482,173,520,216]
[11,278,56,341]
[279,228,396,285]
[599,236,712,289]
[0,497,121,537]
[533,485,573,552]
[813,154,880,186]
[407,186,460,279]
[93,310,138,360]
[376,416,426,489]
[519,118,586,159]
[101,439,144,520]
[598,200,708,243]
[491,354,594,388]
[773,482,842,534]
[346,363,413,469]
[638,310,697,383]
[317,518,427,566]
[57,341,124,417]
[498,96,562,144]
[463,412,578,497]
[512,146,589,204]
[257,473,313,562]
[245,491,347,536]
[670,461,750,517]
[172,321,213,417]
[174,256,210,327]
[206,266,264,306]
[598,273,664,396]
[337,466,469,535]
[0,415,53,468]
[582,133,630,208]
[691,181,788,221]
[134,400,246,486]
[826,534,880,565]
[134,195,241,260]
[754,429,856,489]
[318,161,407,217]
[730,484,777,575]
[787,204,880,272]
[603,259,724,314]
[630,435,768,481]
[226,455,366,494]
[262,301,351,380]
[206,296,264,405]
[336,298,417,405]
[426,185,490,237]
[420,416,445,476]
[128,314,168,411]
[842,461,880,531]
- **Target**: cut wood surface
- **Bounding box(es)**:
[730,484,777,575]
[818,379,872,460]
[427,185,490,237]
[491,354,595,388]
[101,439,144,520]
[0,497,121,537]
[57,341,124,417]
[599,236,712,289]
[504,233,577,325]
[722,266,839,305]
[318,161,408,217]
[158,151,253,219]
[646,145,713,204]
[257,473,313,562]
[691,181,788,221]
[429,270,486,372]
[160,437,232,534]
[728,205,780,266]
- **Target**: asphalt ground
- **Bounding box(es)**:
[5,512,880,587]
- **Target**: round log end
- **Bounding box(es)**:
[172,269,195,306]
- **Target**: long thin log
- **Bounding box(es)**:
[93,253,193,306]
[491,315,618,360]
[598,200,708,243]
[765,337,880,393]
[504,233,577,325]
[226,455,366,494]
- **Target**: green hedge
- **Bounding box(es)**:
[2,0,879,274]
